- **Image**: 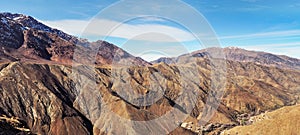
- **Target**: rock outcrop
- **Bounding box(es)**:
[0,115,32,135]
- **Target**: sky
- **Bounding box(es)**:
[1,0,300,61]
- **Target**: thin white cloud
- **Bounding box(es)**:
[243,42,300,47]
[41,19,196,42]
[220,30,300,39]
[219,30,300,59]
[41,19,300,59]
[40,19,88,35]
[137,16,167,22]
[237,42,300,58]
[134,50,174,62]
[289,3,300,7]
[237,5,270,11]
[240,0,259,3]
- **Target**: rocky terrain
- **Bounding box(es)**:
[221,104,300,135]
[0,115,32,135]
[0,12,299,135]
[153,47,300,70]
[1,57,299,135]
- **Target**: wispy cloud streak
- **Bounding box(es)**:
[42,19,196,42]
[220,30,300,39]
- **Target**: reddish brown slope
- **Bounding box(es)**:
[0,13,150,66]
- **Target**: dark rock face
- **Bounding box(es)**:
[0,62,93,134]
[0,14,24,49]
[151,57,175,64]
[1,12,75,41]
[0,115,32,135]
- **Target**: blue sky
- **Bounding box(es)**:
[1,0,300,60]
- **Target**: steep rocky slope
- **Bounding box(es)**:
[0,58,299,134]
[1,12,300,135]
[0,115,32,135]
[0,62,93,134]
[0,13,149,66]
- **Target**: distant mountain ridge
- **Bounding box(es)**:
[2,12,298,69]
[152,47,300,70]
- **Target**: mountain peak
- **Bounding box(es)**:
[0,12,75,41]
[0,12,150,66]
[1,12,29,20]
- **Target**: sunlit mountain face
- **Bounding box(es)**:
[0,1,300,134]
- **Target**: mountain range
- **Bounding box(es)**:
[0,13,149,66]
[0,13,299,135]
